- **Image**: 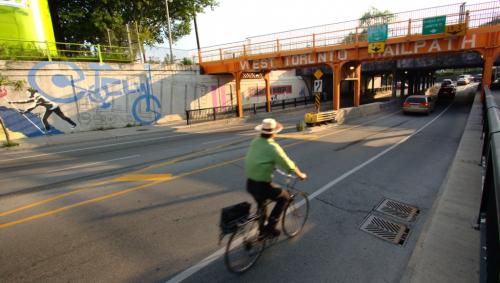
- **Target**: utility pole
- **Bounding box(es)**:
[165,0,174,64]
[134,22,145,63]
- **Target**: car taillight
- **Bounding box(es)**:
[420,102,429,107]
[403,102,410,107]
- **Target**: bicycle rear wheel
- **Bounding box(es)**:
[282,192,309,237]
[224,219,265,273]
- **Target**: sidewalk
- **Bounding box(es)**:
[401,92,483,282]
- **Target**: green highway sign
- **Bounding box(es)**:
[368,24,388,43]
[422,16,446,35]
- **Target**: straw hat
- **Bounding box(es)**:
[255,118,283,134]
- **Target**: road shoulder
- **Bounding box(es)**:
[401,92,482,283]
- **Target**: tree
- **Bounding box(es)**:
[0,74,25,147]
[48,0,218,46]
[342,7,394,44]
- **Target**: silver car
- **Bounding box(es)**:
[403,95,435,115]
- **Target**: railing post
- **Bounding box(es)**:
[46,41,52,61]
[282,99,285,109]
[407,19,412,37]
[312,33,316,49]
[294,98,297,107]
[253,103,257,114]
[276,39,280,53]
[355,28,359,44]
[186,110,190,125]
[465,11,470,27]
[97,44,103,64]
[213,107,217,120]
[219,48,223,61]
[243,45,247,57]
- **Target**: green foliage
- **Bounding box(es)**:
[341,7,394,44]
[48,0,218,46]
[181,57,193,65]
[296,120,305,132]
[2,141,19,147]
[0,73,25,90]
[359,7,395,27]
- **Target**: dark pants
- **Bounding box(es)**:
[43,107,76,130]
[247,179,290,228]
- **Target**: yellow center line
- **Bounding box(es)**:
[0,181,160,229]
[0,180,113,217]
[0,110,400,227]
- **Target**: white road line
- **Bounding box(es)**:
[164,104,451,283]
[46,155,141,173]
[0,125,252,162]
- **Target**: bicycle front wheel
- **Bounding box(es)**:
[224,220,264,273]
[282,192,309,237]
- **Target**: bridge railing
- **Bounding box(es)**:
[479,86,500,283]
[0,38,134,63]
[198,1,500,63]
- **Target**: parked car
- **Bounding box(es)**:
[438,79,456,99]
[473,74,483,82]
[457,74,472,85]
[403,95,435,115]
[457,78,468,86]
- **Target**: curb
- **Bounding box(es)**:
[401,91,482,283]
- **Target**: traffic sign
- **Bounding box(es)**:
[445,23,467,36]
[422,16,446,35]
[368,24,388,43]
[313,80,323,93]
[314,69,324,80]
[368,42,385,54]
[314,94,321,111]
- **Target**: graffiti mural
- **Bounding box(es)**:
[27,62,161,125]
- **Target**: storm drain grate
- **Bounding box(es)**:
[360,214,409,245]
[375,199,419,222]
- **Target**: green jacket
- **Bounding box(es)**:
[245,137,296,182]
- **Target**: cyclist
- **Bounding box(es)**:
[245,118,307,237]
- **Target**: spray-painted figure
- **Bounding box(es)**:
[8,89,77,131]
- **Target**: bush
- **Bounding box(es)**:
[296,120,305,132]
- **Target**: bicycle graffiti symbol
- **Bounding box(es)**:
[28,62,161,125]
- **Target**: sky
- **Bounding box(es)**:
[171,0,488,51]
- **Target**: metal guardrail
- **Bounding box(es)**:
[0,38,134,63]
[185,96,315,125]
[197,1,500,63]
[479,86,500,283]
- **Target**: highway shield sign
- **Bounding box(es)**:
[445,23,467,36]
[368,42,385,53]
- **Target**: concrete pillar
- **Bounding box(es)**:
[482,54,495,97]
[333,64,341,110]
[234,72,243,117]
[371,75,375,92]
[408,73,414,96]
[401,73,406,98]
[354,64,361,107]
[391,62,398,99]
[264,71,271,112]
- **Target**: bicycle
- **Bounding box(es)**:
[222,170,309,273]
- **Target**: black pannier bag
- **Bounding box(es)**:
[220,202,251,234]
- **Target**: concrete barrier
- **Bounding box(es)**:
[336,100,397,124]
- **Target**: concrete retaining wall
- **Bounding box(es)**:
[336,100,397,124]
[0,60,308,140]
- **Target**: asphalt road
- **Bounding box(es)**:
[0,84,477,282]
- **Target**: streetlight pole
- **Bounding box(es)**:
[165,0,174,64]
